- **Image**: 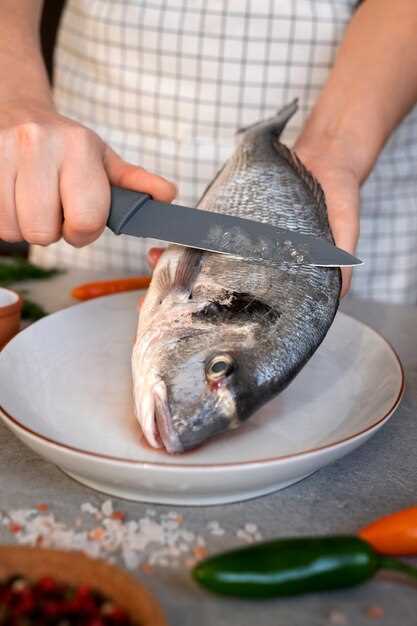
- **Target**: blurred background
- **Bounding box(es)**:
[0,0,66,258]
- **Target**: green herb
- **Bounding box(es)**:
[0,258,61,285]
[20,298,48,321]
[0,258,62,322]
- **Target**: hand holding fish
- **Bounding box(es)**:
[293,138,360,298]
[295,0,417,297]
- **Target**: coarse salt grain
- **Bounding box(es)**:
[236,529,253,543]
[2,500,264,573]
[81,503,99,515]
[365,606,384,620]
[328,609,348,625]
[193,546,208,560]
[111,511,125,522]
[8,522,22,534]
[88,527,106,541]
[101,500,113,517]
[244,523,258,534]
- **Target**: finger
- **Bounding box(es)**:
[104,146,177,203]
[325,186,359,298]
[0,169,22,242]
[15,132,61,245]
[147,247,165,270]
[60,130,110,247]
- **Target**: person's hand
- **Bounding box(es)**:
[147,139,360,298]
[146,134,361,299]
[0,100,176,247]
[294,134,360,298]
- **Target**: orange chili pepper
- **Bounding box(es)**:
[358,506,417,556]
[71,276,151,301]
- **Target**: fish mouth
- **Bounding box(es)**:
[152,380,184,454]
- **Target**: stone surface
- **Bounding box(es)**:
[1,270,417,625]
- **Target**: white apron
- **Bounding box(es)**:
[31,0,417,304]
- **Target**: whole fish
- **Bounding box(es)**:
[132,101,341,454]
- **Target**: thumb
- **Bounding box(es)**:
[103,145,177,203]
[323,177,360,298]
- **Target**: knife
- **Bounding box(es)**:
[106,186,362,268]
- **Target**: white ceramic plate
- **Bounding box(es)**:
[0,293,404,505]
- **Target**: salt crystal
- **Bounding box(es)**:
[163,520,179,531]
[138,518,164,543]
[101,500,113,517]
[84,542,101,559]
[122,548,141,570]
[3,501,265,573]
[236,529,252,542]
[81,503,98,515]
[365,606,384,620]
[328,609,348,625]
[180,530,195,542]
[244,523,258,534]
[178,543,190,553]
[9,509,36,525]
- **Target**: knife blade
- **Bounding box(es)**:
[107,186,362,268]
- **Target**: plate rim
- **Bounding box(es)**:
[0,306,405,470]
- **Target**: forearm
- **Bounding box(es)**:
[0,0,53,109]
[295,0,417,182]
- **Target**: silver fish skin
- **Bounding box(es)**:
[132,100,341,454]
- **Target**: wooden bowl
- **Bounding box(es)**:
[0,545,167,626]
[0,288,22,349]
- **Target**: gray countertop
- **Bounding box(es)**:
[1,269,417,625]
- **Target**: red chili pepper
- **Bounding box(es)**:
[35,576,57,593]
[71,276,151,301]
[0,576,135,624]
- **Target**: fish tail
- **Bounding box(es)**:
[236,98,298,138]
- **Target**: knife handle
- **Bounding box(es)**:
[107,186,151,235]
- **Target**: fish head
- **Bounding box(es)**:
[133,291,278,454]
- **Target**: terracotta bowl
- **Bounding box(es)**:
[0,288,22,349]
[0,545,167,625]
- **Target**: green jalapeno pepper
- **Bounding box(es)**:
[192,536,417,598]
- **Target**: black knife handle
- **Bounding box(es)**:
[107,186,151,235]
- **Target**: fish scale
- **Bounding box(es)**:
[132,100,341,454]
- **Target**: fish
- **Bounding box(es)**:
[132,100,341,454]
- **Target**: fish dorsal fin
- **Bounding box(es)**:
[237,99,298,138]
[156,248,202,299]
[272,139,327,212]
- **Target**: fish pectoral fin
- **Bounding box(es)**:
[156,248,202,301]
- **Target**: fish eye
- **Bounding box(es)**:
[206,354,234,382]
